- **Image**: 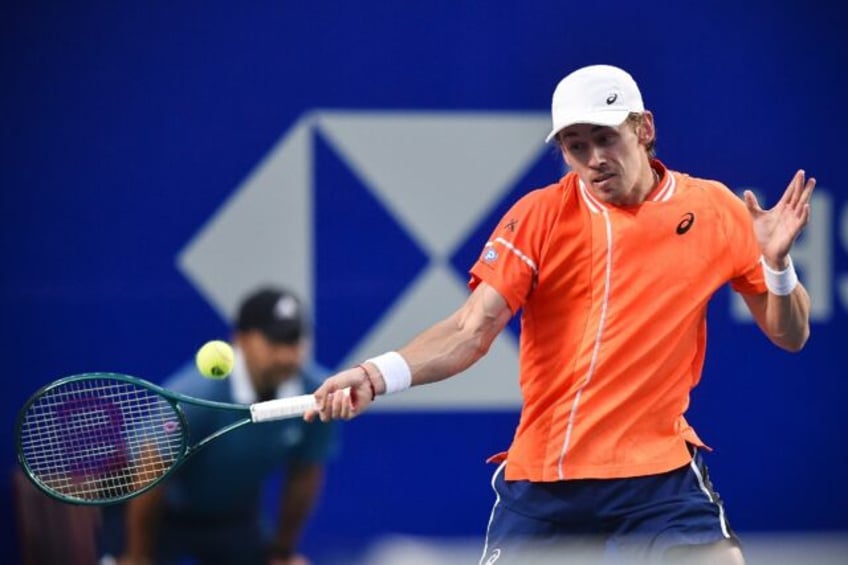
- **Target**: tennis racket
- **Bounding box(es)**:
[15,372,328,506]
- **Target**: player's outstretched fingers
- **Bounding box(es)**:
[796,176,816,217]
[743,190,762,217]
[784,169,803,208]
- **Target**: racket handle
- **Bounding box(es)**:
[249,388,350,422]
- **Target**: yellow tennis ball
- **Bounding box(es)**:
[195,340,235,379]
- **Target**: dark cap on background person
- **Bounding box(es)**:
[236,287,309,344]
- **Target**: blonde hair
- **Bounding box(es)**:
[625,112,656,158]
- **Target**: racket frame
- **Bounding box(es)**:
[15,372,258,506]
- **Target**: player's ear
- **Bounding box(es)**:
[638,111,655,146]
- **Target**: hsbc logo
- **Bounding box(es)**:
[178,111,556,409]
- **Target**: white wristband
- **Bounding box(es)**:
[366,351,412,395]
[761,255,799,296]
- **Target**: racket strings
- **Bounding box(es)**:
[18,377,186,503]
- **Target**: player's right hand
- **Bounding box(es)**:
[304,366,376,422]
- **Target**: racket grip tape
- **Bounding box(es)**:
[249,388,350,422]
[250,395,316,422]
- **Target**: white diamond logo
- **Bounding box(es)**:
[178,111,552,409]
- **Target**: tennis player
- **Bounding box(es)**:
[306,64,813,564]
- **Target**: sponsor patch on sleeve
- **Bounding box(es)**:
[481,245,499,264]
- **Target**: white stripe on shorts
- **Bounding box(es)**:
[689,448,731,538]
[479,460,507,565]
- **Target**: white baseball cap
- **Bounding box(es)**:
[545,64,644,143]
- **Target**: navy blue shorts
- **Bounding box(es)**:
[479,447,738,564]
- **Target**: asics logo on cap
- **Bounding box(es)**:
[606,93,618,104]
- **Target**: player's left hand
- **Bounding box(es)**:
[743,169,815,269]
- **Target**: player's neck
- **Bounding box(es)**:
[614,164,659,208]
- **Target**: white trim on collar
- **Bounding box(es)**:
[578,179,606,213]
[577,166,675,213]
[652,169,676,202]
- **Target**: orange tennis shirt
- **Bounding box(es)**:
[469,160,767,482]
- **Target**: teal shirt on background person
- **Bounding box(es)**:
[99,349,339,562]
[161,349,339,519]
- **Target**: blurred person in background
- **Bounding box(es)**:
[306,64,813,564]
[103,286,338,565]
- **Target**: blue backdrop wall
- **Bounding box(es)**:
[2,1,846,563]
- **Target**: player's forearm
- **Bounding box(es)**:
[763,283,811,352]
[386,283,512,390]
[273,464,325,557]
[308,283,512,420]
[398,312,501,387]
